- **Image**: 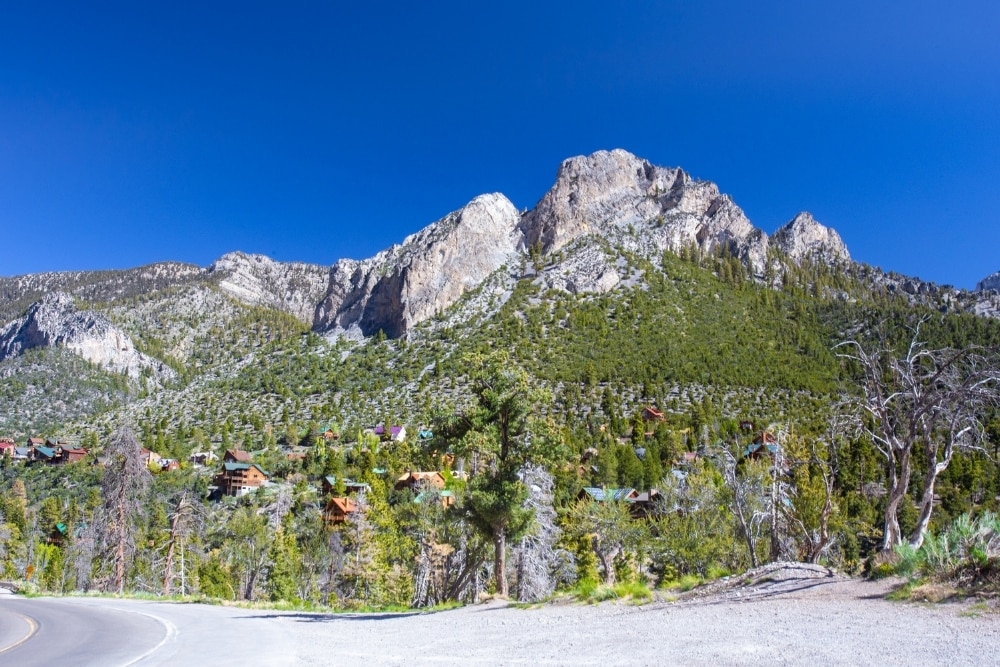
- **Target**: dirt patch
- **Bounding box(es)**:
[287,563,1000,665]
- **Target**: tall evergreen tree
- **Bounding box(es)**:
[438,353,559,598]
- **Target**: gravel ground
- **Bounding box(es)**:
[281,565,1000,666]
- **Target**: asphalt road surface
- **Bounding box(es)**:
[0,593,299,666]
[0,595,168,666]
[2,571,998,666]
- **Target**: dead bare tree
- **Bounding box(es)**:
[161,493,205,596]
[721,444,770,568]
[839,323,1000,550]
[513,464,571,601]
[96,425,151,594]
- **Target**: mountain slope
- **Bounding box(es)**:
[4,148,1000,441]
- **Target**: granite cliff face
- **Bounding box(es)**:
[207,252,329,323]
[314,193,522,339]
[0,292,175,380]
[313,149,823,339]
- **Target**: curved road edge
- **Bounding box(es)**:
[0,596,170,667]
[0,606,37,656]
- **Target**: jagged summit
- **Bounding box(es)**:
[520,149,768,272]
[772,212,851,264]
[1,149,870,354]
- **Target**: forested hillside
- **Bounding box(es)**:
[2,150,1000,606]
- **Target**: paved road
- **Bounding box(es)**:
[2,572,998,666]
[0,595,168,666]
[0,595,299,666]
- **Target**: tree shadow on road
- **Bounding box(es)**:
[240,611,431,622]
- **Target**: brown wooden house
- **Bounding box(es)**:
[59,447,88,463]
[641,406,666,423]
[395,471,446,492]
[140,448,162,467]
[322,496,359,524]
[214,462,269,497]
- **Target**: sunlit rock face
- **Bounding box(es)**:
[314,193,522,339]
[772,212,850,264]
[208,252,329,324]
[0,292,175,379]
[519,149,769,274]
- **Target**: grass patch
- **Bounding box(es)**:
[660,574,704,593]
[959,602,992,618]
[570,579,652,604]
[885,579,959,603]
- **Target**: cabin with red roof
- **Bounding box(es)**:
[322,497,359,524]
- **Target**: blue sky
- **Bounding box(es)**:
[1,1,998,288]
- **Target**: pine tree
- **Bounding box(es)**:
[438,353,560,598]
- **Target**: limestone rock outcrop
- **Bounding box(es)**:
[772,212,850,264]
[207,252,329,323]
[0,292,175,379]
[519,149,769,273]
[314,193,522,339]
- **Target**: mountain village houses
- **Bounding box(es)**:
[0,410,740,520]
[0,436,88,465]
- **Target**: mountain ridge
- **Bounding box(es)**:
[2,148,998,383]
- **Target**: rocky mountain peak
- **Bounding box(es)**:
[520,149,685,254]
[0,292,174,380]
[976,271,1000,293]
[207,251,329,323]
[772,212,850,264]
[314,193,522,339]
[520,149,767,274]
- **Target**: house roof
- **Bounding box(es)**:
[414,489,454,504]
[34,446,56,458]
[580,487,638,502]
[225,449,252,463]
[222,462,269,476]
[642,406,665,420]
[327,497,358,514]
[398,471,444,484]
[324,475,369,489]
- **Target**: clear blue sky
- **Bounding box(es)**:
[1,1,997,288]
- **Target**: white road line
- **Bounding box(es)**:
[0,610,38,655]
[116,607,179,667]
